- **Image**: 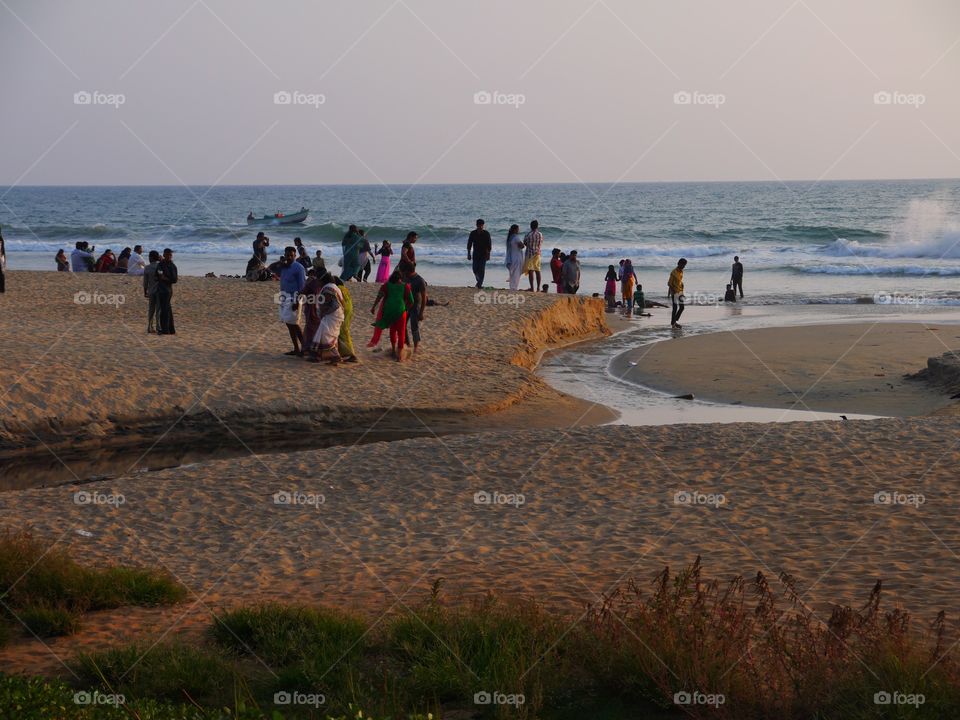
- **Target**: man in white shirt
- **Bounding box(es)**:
[127,245,147,276]
[523,219,543,291]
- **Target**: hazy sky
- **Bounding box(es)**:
[2,0,959,185]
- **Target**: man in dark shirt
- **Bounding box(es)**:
[253,232,269,263]
[400,260,427,354]
[466,218,492,289]
[156,248,178,335]
[731,256,744,299]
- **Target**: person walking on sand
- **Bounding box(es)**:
[156,248,178,335]
[467,219,492,289]
[400,260,427,355]
[523,220,543,291]
[369,270,413,361]
[279,246,307,356]
[668,258,687,329]
[505,224,524,291]
[561,250,581,294]
[143,250,162,333]
[730,255,744,299]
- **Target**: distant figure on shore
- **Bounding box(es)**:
[143,250,162,333]
[724,284,736,302]
[668,258,687,329]
[621,259,638,316]
[401,231,418,265]
[156,248,178,335]
[340,225,363,281]
[312,250,326,274]
[247,211,255,223]
[561,250,581,294]
[549,248,563,293]
[279,246,306,356]
[401,260,427,355]
[95,249,116,273]
[357,230,374,282]
[71,242,95,272]
[523,220,543,291]
[369,270,413,362]
[128,245,146,275]
[731,255,744,299]
[309,271,345,364]
[253,232,269,263]
[375,240,392,282]
[604,265,618,309]
[467,219,492,289]
[296,244,312,271]
[55,249,69,272]
[0,228,5,293]
[505,224,524,291]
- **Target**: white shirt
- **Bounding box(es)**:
[127,252,147,276]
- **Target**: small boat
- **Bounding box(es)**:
[246,208,309,226]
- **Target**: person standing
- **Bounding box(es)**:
[156,248,178,335]
[505,224,524,291]
[356,230,375,282]
[400,260,427,354]
[332,276,358,362]
[668,258,687,329]
[523,220,543,291]
[375,240,392,283]
[128,245,147,276]
[143,250,162,333]
[466,219,492,289]
[401,231,418,265]
[549,248,564,293]
[0,228,6,293]
[279,246,306,356]
[621,259,638,316]
[561,250,581,294]
[340,225,363,281]
[730,255,744,299]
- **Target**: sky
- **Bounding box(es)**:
[1,0,959,185]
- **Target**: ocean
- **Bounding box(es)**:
[3,179,960,305]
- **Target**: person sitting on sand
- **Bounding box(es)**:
[245,254,271,282]
[253,232,269,263]
[400,260,427,355]
[114,247,131,273]
[724,284,736,302]
[668,258,687,329]
[312,250,326,274]
[369,270,413,361]
[55,249,70,272]
[309,271,345,364]
[127,245,147,275]
[95,249,116,273]
[621,259,638,316]
[71,242,94,272]
[278,246,306,356]
[524,220,543,291]
[634,284,645,314]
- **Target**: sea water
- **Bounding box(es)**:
[3,179,960,305]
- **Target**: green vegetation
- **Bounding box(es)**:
[0,531,186,644]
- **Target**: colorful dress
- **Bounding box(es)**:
[337,283,356,359]
[375,244,392,283]
[311,282,344,357]
[368,281,413,352]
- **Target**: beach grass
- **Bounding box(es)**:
[62,560,960,718]
[0,531,186,644]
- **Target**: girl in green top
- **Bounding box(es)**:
[368,270,413,361]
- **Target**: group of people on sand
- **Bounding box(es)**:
[271,227,428,364]
[60,242,151,275]
[471,219,547,292]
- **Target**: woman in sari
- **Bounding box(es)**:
[505,224,524,291]
[332,276,358,363]
[309,272,345,364]
[340,225,362,281]
[368,270,413,361]
[301,269,323,355]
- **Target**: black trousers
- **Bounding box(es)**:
[472,256,487,288]
[732,279,743,298]
[671,295,685,325]
[0,269,5,293]
[157,285,175,334]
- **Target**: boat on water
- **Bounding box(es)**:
[246,207,309,226]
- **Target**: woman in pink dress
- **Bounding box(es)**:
[374,240,392,283]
